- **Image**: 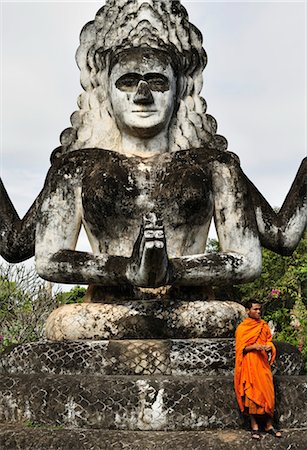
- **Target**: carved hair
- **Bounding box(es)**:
[57,0,227,158]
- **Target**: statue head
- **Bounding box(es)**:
[108,47,178,153]
[57,0,227,158]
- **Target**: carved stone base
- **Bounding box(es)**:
[0,340,303,377]
[0,373,306,430]
[0,340,305,433]
[45,300,245,340]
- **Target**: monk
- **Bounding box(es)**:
[234,301,282,440]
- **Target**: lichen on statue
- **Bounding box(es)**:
[0,0,306,298]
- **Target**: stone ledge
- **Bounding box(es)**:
[0,375,306,430]
[0,425,306,450]
[45,301,245,340]
[1,339,303,376]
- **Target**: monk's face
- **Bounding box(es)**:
[247,303,262,320]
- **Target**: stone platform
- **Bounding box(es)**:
[0,339,305,444]
[1,426,306,450]
[0,339,304,377]
[0,374,306,430]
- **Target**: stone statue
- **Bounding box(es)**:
[0,1,306,339]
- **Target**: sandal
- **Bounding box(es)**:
[266,427,282,438]
[251,430,261,440]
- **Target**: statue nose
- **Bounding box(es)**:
[133,80,154,104]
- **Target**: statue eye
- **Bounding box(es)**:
[116,74,141,91]
[145,74,170,92]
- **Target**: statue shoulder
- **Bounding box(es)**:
[49,148,120,171]
[44,148,111,189]
[214,150,241,167]
[190,147,241,169]
[44,148,133,191]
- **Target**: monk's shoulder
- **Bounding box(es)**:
[235,319,248,335]
[237,318,248,328]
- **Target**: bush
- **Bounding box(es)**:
[0,264,60,351]
[0,264,86,352]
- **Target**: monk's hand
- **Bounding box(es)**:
[126,212,170,287]
[263,345,272,352]
[253,344,266,351]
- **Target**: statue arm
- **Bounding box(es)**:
[0,178,40,262]
[170,158,262,286]
[247,157,307,256]
[35,176,130,285]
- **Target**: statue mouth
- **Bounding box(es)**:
[132,110,157,116]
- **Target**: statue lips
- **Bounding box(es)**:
[132,110,158,118]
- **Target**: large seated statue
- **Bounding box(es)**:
[0,0,306,339]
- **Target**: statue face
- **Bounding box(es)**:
[109,49,177,139]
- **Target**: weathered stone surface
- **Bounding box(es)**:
[1,426,306,450]
[0,0,306,294]
[272,341,305,376]
[0,374,306,430]
[45,300,245,340]
[0,340,303,377]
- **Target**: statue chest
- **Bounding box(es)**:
[80,152,213,240]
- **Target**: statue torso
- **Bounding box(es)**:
[47,147,226,257]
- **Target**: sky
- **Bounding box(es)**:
[0,0,306,290]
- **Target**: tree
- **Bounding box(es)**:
[0,264,58,350]
[0,264,88,352]
[55,285,86,304]
[208,232,306,367]
[236,232,307,368]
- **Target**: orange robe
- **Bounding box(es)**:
[234,318,276,417]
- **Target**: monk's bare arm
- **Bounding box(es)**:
[0,178,42,262]
[243,344,271,354]
[247,157,307,256]
[169,155,262,286]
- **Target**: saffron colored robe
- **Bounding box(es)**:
[234,318,276,417]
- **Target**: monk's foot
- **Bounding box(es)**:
[251,429,261,440]
[265,427,282,438]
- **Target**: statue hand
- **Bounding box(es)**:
[127,212,170,287]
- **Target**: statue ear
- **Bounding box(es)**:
[176,75,185,98]
[106,97,114,119]
[174,75,186,113]
[94,49,107,72]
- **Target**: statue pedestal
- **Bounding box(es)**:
[0,334,306,448]
[0,339,305,431]
[45,300,246,340]
[0,298,306,447]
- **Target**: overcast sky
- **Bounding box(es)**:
[0,0,306,288]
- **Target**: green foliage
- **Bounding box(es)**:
[206,238,220,254]
[210,232,307,369]
[55,285,86,304]
[236,232,307,370]
[0,264,86,352]
[24,420,64,430]
[0,264,58,351]
[237,233,307,310]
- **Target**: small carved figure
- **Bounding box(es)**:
[0,0,306,292]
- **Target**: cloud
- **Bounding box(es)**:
[190,1,306,206]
